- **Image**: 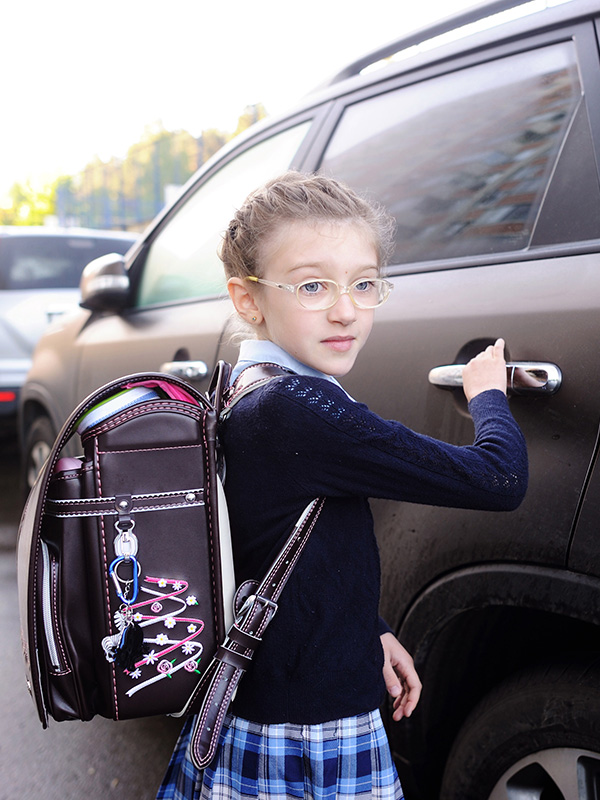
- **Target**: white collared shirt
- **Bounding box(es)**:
[230,339,350,397]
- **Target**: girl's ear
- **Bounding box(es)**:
[227,277,263,325]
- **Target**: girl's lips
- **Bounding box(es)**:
[322,336,355,352]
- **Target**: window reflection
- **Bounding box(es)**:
[320,43,582,264]
[136,123,310,307]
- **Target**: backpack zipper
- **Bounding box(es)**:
[40,540,65,672]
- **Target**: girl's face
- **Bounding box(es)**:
[252,220,378,377]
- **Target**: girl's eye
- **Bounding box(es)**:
[354,280,375,293]
[299,281,326,295]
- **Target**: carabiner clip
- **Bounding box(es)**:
[109,555,140,605]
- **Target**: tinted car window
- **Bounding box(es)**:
[136,123,311,307]
[320,42,592,263]
[0,235,134,290]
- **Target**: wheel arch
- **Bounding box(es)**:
[388,564,600,799]
[19,381,66,453]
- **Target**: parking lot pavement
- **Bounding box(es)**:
[0,436,181,800]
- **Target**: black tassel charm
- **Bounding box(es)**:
[114,620,148,672]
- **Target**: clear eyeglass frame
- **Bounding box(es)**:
[245,276,393,310]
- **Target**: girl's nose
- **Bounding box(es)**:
[327,290,357,324]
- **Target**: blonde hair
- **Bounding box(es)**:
[219,171,395,280]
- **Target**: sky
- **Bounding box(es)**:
[1,0,568,206]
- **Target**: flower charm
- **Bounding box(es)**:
[133,612,143,622]
[172,581,184,591]
[144,650,158,665]
[164,617,176,629]
[184,659,199,673]
[158,578,167,588]
[156,633,169,645]
[157,660,174,675]
[129,668,142,680]
[182,642,195,655]
[186,595,198,606]
[187,624,197,634]
[151,602,163,614]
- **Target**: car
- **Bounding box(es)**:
[0,226,137,435]
[19,0,600,797]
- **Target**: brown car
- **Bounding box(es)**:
[19,1,600,797]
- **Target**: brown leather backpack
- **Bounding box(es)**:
[17,362,323,769]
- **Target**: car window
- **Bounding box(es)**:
[0,236,135,290]
[136,123,311,307]
[319,41,592,264]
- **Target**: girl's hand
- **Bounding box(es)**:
[462,338,507,402]
[381,632,422,721]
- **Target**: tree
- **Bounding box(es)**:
[232,104,267,138]
[1,104,270,230]
[198,129,228,165]
[0,181,54,226]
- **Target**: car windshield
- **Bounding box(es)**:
[0,235,133,290]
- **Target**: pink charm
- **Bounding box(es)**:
[151,602,163,613]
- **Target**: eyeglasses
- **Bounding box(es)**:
[245,276,393,310]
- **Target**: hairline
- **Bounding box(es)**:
[255,217,382,279]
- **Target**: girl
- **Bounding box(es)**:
[157,172,527,800]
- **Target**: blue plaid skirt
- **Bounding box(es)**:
[157,710,403,799]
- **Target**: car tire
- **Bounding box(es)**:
[440,658,600,800]
[24,416,56,492]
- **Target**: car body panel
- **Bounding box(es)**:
[74,298,236,402]
[568,437,600,575]
[0,289,79,355]
[340,251,600,627]
[23,297,239,451]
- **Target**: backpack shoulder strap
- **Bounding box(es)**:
[188,497,325,768]
[221,361,295,416]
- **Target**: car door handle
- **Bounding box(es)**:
[428,362,562,395]
[159,360,209,381]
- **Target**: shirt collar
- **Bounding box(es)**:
[230,340,347,393]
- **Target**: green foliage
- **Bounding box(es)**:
[232,104,267,138]
[0,181,55,226]
[1,105,268,230]
[198,128,228,164]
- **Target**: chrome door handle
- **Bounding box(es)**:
[159,360,209,381]
[428,362,562,395]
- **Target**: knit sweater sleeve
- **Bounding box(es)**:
[257,376,528,512]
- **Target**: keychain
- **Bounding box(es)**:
[104,500,149,671]
[105,555,149,670]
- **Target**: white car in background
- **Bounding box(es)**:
[0,226,137,434]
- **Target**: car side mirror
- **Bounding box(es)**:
[79,253,130,311]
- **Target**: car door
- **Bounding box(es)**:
[72,121,314,401]
[309,20,600,624]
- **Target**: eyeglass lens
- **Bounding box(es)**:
[296,279,389,309]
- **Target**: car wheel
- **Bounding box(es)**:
[440,659,600,800]
[24,416,55,491]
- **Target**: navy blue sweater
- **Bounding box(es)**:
[221,375,527,724]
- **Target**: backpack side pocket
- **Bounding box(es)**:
[40,460,98,721]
